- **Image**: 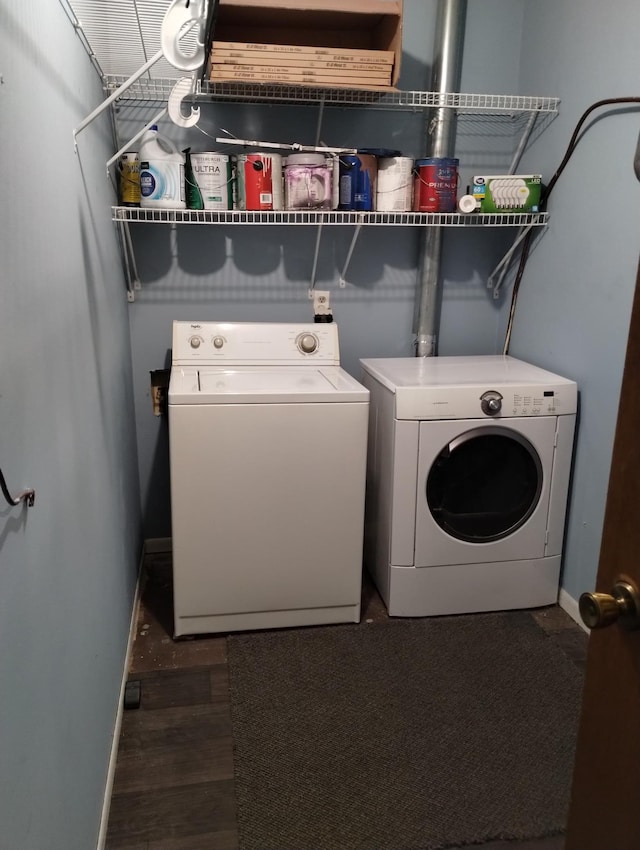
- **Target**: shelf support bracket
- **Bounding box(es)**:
[118,221,141,302]
[339,220,364,287]
[508,108,540,174]
[489,221,539,299]
[315,97,326,146]
[73,49,164,147]
[309,224,324,292]
[106,108,169,173]
[488,109,543,298]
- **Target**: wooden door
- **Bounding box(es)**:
[565,257,640,849]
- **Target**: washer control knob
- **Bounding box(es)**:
[480,390,503,416]
[189,336,202,349]
[213,336,224,349]
[297,333,318,354]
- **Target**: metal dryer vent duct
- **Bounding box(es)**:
[414,0,467,357]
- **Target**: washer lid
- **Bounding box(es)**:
[169,365,369,404]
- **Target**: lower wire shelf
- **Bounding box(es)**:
[112,207,548,227]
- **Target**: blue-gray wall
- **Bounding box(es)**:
[513,0,640,601]
[2,1,637,843]
[0,2,141,848]
[130,0,640,609]
[129,0,526,540]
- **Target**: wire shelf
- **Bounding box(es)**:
[112,207,549,227]
[104,76,560,114]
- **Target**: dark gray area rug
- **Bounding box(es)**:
[227,612,583,850]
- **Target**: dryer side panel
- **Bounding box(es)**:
[390,420,420,567]
[545,414,577,556]
[362,373,390,600]
[362,375,419,599]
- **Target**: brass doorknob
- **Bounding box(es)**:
[579,579,640,630]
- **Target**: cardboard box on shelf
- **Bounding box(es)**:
[210,68,392,86]
[212,43,394,67]
[207,0,403,89]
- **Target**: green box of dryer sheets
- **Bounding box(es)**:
[472,174,542,213]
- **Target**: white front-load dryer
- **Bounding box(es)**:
[359,356,577,617]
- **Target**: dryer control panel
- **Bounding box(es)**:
[392,383,578,419]
[172,321,340,366]
[360,356,578,420]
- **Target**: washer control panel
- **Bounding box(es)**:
[173,321,340,365]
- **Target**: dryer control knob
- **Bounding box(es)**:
[480,390,503,416]
[190,336,202,349]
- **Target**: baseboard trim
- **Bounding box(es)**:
[559,587,589,634]
[96,549,144,850]
[143,536,172,554]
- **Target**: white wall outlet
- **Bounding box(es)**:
[312,290,332,317]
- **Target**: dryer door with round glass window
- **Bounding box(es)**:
[427,426,543,543]
[414,417,557,568]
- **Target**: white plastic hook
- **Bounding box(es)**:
[168,76,201,127]
[161,0,207,72]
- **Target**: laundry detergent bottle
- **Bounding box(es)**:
[139,125,186,209]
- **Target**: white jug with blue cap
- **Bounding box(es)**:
[139,125,186,209]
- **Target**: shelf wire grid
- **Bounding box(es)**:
[69,0,199,80]
[104,76,559,114]
[67,0,559,116]
[112,207,549,227]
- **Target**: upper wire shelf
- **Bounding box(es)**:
[104,76,560,114]
[113,208,549,227]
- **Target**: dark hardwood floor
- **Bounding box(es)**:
[105,552,587,850]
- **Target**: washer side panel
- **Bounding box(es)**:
[169,401,368,629]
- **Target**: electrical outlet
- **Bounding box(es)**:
[313,290,332,318]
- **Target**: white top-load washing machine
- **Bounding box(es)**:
[168,321,369,637]
[359,355,577,617]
